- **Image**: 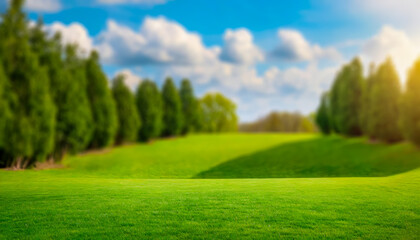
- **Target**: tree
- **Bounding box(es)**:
[200,93,238,132]
[0,60,13,167]
[329,58,364,136]
[30,20,93,161]
[360,63,376,135]
[136,80,163,141]
[54,45,94,157]
[179,78,200,134]
[400,58,420,146]
[112,75,141,144]
[0,0,56,168]
[161,77,183,136]
[316,92,332,135]
[85,51,118,148]
[239,111,315,133]
[365,58,402,142]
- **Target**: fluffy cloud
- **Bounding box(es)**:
[45,22,93,54]
[361,25,420,80]
[351,0,420,30]
[97,0,168,5]
[271,29,341,62]
[220,28,264,65]
[96,17,220,66]
[44,18,342,120]
[114,69,142,90]
[264,64,336,95]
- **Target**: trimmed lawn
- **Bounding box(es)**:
[1,134,419,239]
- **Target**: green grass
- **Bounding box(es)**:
[1,134,419,239]
[63,133,316,178]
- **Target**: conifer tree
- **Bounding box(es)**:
[366,58,402,142]
[0,0,56,168]
[85,51,118,148]
[316,92,332,134]
[112,75,141,144]
[361,63,376,135]
[136,80,163,141]
[30,21,94,160]
[329,58,364,136]
[51,45,94,157]
[161,77,183,136]
[400,58,420,145]
[0,61,13,167]
[179,78,199,134]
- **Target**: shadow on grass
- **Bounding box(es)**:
[193,136,420,179]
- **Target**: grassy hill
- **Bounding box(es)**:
[1,134,419,239]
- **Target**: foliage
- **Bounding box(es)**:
[240,112,316,133]
[0,61,12,150]
[59,45,94,156]
[360,63,376,135]
[161,77,183,136]
[400,58,420,146]
[315,92,332,134]
[31,21,93,160]
[179,78,200,134]
[85,51,118,148]
[364,58,402,142]
[0,62,13,167]
[135,80,163,141]
[0,0,56,168]
[200,93,238,132]
[330,58,364,136]
[112,75,141,144]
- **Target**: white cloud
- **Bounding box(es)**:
[266,64,337,95]
[114,69,142,90]
[271,29,341,62]
[96,17,220,66]
[45,22,93,55]
[97,0,168,5]
[360,25,420,81]
[44,18,342,120]
[25,0,61,12]
[351,0,420,30]
[220,28,264,65]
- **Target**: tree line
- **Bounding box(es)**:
[0,0,238,169]
[239,112,316,133]
[316,56,420,147]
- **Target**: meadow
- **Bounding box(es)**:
[1,134,419,239]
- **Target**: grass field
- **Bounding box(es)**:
[1,134,419,239]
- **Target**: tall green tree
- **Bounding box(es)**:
[161,77,183,136]
[330,58,364,136]
[400,58,420,146]
[179,78,199,134]
[0,0,56,168]
[135,80,163,141]
[316,92,332,135]
[200,93,238,132]
[361,63,376,135]
[52,45,94,158]
[30,21,93,160]
[85,51,118,148]
[112,75,141,144]
[365,58,402,142]
[0,61,13,167]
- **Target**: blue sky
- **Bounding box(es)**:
[2,0,420,121]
